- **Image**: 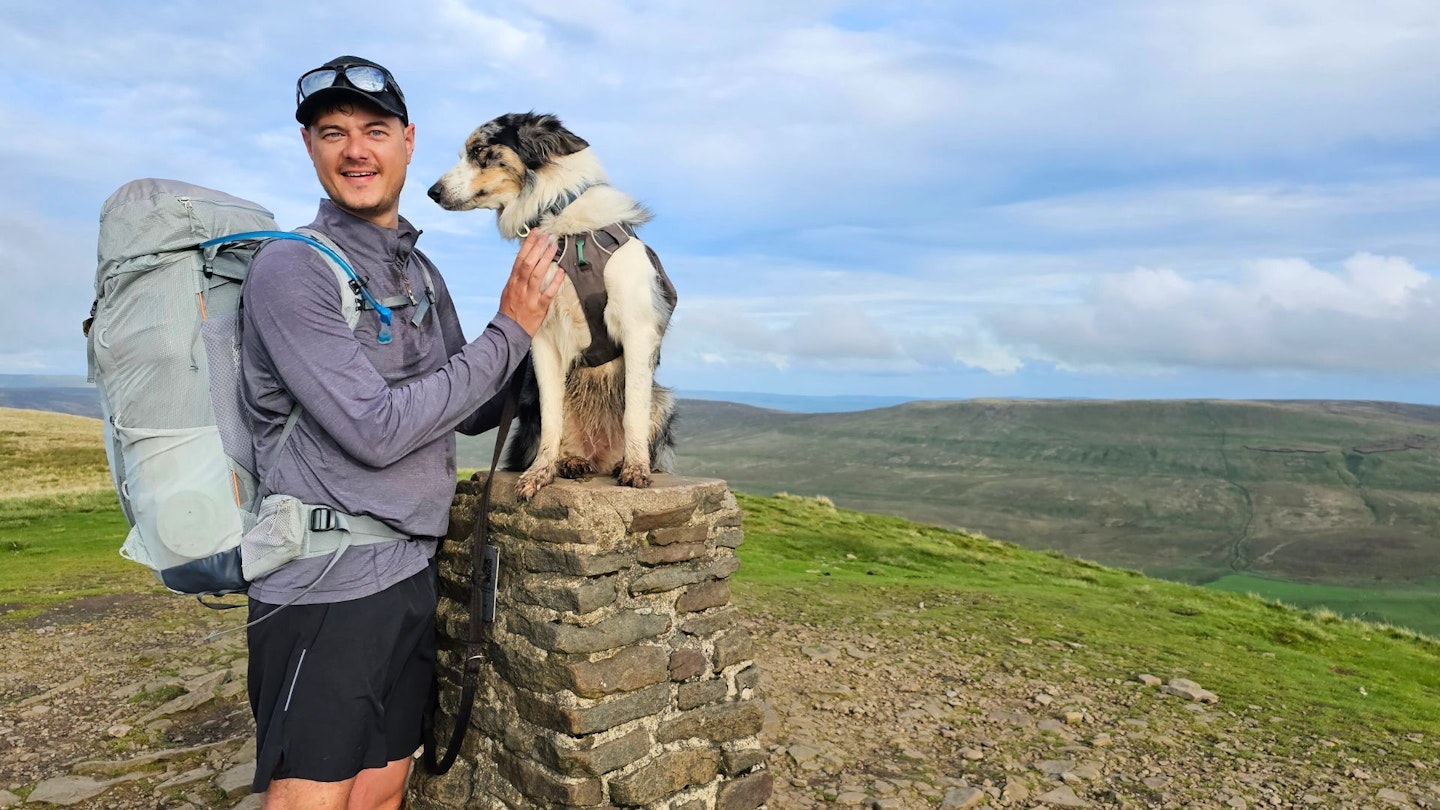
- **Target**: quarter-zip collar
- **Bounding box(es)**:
[312,198,420,291]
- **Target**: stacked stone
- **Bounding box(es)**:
[410,472,772,810]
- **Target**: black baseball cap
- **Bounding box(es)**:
[295,55,409,127]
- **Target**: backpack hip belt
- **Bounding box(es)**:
[301,505,411,552]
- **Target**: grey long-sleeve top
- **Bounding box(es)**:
[240,199,529,604]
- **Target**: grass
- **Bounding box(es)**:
[5,451,1440,765]
[0,407,113,499]
[0,408,160,618]
[0,490,158,618]
[731,492,1440,755]
[1205,573,1440,638]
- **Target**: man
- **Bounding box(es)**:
[239,56,562,810]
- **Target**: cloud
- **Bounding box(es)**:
[656,248,1439,382]
[664,296,1021,376]
[991,179,1440,239]
[0,209,98,374]
[5,0,1440,405]
[950,0,1440,162]
[988,252,1440,373]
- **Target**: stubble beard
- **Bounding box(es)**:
[324,167,405,226]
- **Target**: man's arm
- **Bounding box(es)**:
[244,232,557,467]
[430,264,515,437]
[431,235,560,436]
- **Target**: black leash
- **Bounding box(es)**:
[421,375,519,776]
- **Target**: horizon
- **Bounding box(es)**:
[6,374,1438,414]
[4,2,1440,402]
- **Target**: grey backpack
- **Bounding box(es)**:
[86,178,401,596]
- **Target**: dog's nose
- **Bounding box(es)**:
[426,182,443,202]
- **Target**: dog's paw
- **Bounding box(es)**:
[556,456,595,479]
[515,465,556,501]
[617,461,652,489]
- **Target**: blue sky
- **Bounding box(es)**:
[4,1,1440,402]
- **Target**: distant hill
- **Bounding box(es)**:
[0,388,102,419]
[678,390,916,413]
[17,391,1440,594]
[0,374,91,389]
[0,385,914,421]
[10,401,1440,635]
[671,398,1440,590]
[0,374,100,418]
[0,407,111,501]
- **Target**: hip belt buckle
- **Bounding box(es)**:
[309,506,338,532]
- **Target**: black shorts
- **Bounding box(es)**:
[246,564,437,793]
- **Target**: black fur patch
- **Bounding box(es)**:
[503,358,542,472]
[477,112,590,171]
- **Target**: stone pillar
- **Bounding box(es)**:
[409,472,772,810]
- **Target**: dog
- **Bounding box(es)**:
[428,112,677,500]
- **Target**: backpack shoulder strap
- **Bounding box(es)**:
[292,227,360,331]
[199,228,389,339]
[409,248,438,328]
[200,228,371,504]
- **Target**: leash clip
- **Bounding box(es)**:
[463,643,486,673]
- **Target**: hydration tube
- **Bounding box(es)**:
[198,230,393,344]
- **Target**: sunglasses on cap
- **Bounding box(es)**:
[296,63,406,106]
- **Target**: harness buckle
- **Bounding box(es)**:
[309,506,338,532]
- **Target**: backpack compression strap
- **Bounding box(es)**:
[198,230,395,344]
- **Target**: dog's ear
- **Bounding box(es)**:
[512,113,590,170]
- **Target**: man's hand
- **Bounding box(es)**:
[498,231,564,336]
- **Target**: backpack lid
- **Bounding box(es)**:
[96,178,277,287]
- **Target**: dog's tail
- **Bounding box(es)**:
[650,383,678,473]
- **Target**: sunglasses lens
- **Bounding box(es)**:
[343,66,388,92]
[299,69,338,99]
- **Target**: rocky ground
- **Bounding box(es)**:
[751,607,1440,810]
[0,596,257,808]
[1,596,1438,808]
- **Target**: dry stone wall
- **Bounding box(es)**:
[409,472,772,810]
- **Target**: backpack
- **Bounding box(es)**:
[86,178,405,597]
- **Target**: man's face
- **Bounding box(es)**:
[302,104,415,228]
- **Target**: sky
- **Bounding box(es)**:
[4,1,1440,402]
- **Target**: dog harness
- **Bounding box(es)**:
[554,223,677,368]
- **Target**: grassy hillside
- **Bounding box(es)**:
[14,401,1439,637]
[1,407,113,500]
[673,399,1440,592]
[3,405,1438,774]
[0,408,152,616]
[735,493,1440,772]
